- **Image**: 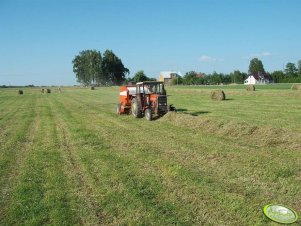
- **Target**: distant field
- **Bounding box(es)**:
[0,85,300,225]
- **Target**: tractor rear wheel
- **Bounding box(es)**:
[145,108,152,121]
[131,98,142,118]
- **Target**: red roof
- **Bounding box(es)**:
[250,72,271,80]
[196,72,206,78]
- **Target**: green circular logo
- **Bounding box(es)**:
[263,204,298,224]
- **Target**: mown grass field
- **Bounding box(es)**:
[0,84,300,225]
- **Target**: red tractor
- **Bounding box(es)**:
[117,81,175,120]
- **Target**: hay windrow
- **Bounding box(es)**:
[160,112,301,150]
[291,84,301,90]
[211,90,225,101]
[246,85,255,91]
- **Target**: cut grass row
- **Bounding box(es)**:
[1,95,81,225]
[167,85,301,132]
[54,90,300,224]
[0,95,38,219]
[0,86,300,225]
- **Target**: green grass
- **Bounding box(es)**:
[0,85,300,225]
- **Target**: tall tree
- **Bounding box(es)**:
[102,50,129,85]
[183,71,197,84]
[210,71,223,84]
[132,70,149,82]
[222,74,231,84]
[72,49,130,85]
[285,62,298,77]
[271,70,285,83]
[230,70,244,84]
[248,58,265,74]
[72,50,103,86]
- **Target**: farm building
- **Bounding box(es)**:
[244,72,272,85]
[196,72,206,78]
[159,71,181,85]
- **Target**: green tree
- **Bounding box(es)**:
[183,71,197,84]
[271,70,285,83]
[102,50,129,85]
[230,70,244,84]
[285,62,298,77]
[72,50,103,86]
[248,58,265,74]
[132,70,149,82]
[171,76,183,85]
[297,60,301,75]
[210,71,223,84]
[222,74,231,84]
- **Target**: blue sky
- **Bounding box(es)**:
[1,0,301,85]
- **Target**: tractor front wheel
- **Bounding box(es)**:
[145,108,152,121]
[131,98,142,118]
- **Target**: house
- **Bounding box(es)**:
[244,72,272,85]
[159,71,181,85]
[196,72,206,78]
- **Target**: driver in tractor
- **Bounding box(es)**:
[145,84,154,94]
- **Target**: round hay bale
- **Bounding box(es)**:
[91,86,95,90]
[18,90,23,95]
[211,90,225,101]
[46,89,51,93]
[291,84,301,90]
[246,85,255,91]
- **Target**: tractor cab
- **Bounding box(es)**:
[133,81,168,120]
[136,81,166,95]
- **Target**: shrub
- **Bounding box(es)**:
[18,90,23,95]
[211,90,225,101]
[47,89,51,93]
[91,86,95,90]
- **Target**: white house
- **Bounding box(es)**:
[244,72,272,85]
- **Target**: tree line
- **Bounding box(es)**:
[169,58,301,85]
[72,49,129,86]
[72,50,301,85]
